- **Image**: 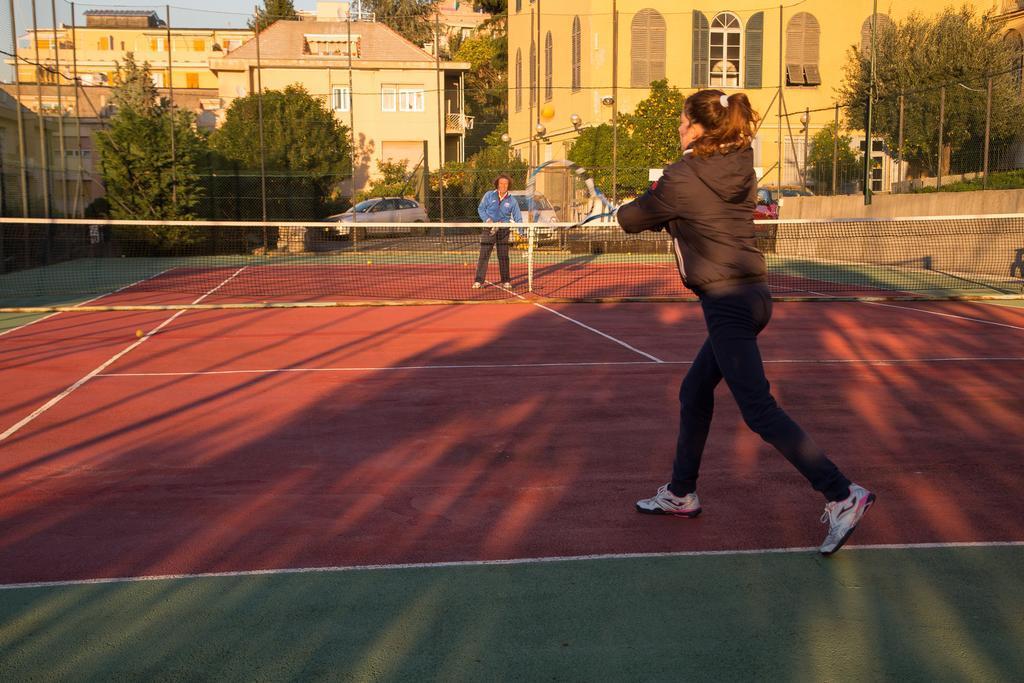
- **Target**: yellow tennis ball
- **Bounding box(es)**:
[366,260,372,265]
[540,104,555,121]
[135,329,144,338]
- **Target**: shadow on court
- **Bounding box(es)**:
[0,290,1023,679]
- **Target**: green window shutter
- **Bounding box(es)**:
[744,11,764,88]
[632,10,666,88]
[692,11,709,88]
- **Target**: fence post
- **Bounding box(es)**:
[831,104,838,195]
[983,77,992,189]
[937,86,945,190]
[896,92,904,193]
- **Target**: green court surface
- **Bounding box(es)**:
[2,545,1022,681]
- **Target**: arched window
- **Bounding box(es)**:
[545,31,553,101]
[710,12,742,87]
[515,48,522,112]
[786,12,821,86]
[631,9,666,88]
[529,40,536,106]
[860,14,893,55]
[571,17,581,92]
[1005,30,1024,93]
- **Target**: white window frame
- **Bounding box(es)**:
[381,85,397,112]
[332,86,351,112]
[398,88,425,112]
[709,12,742,88]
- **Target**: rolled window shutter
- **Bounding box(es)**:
[692,11,709,88]
[572,17,581,91]
[745,11,764,88]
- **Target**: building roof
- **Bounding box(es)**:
[82,9,160,17]
[225,19,438,63]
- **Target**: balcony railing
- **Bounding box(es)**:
[445,112,474,134]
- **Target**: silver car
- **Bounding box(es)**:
[326,197,428,236]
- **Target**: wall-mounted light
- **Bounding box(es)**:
[535,123,547,137]
[500,132,511,143]
[570,113,582,128]
[601,95,615,106]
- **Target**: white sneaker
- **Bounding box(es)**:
[472,281,482,289]
[820,483,875,556]
[501,282,512,289]
[636,484,701,517]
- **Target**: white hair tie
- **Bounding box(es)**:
[720,94,730,108]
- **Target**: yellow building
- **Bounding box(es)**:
[210,5,471,193]
[507,0,1011,194]
[10,9,252,91]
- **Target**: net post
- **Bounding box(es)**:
[528,223,535,293]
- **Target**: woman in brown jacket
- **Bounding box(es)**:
[616,89,874,556]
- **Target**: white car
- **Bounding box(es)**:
[508,191,561,242]
[509,191,559,223]
[325,197,428,236]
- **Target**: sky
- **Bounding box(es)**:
[1,0,321,82]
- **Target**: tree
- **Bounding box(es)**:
[454,31,507,155]
[806,123,863,195]
[473,0,505,13]
[357,160,419,201]
[367,0,440,48]
[94,54,208,238]
[620,80,686,171]
[429,124,527,219]
[568,80,685,197]
[839,6,1024,178]
[211,85,351,218]
[249,0,298,33]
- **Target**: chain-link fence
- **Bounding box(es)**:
[781,73,1024,197]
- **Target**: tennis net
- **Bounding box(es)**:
[1,215,1022,311]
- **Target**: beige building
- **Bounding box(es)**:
[0,88,85,217]
[0,83,224,216]
[210,5,471,193]
[10,9,252,91]
[435,0,493,44]
[508,0,1018,194]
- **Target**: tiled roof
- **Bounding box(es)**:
[224,20,435,63]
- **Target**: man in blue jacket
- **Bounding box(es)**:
[474,174,522,288]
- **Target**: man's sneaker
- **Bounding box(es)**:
[472,281,483,289]
[501,282,512,289]
[819,483,875,556]
[636,484,701,517]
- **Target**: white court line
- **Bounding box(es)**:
[486,280,664,363]
[1,540,1021,591]
[95,355,1024,378]
[0,267,178,338]
[791,287,1024,331]
[0,267,247,443]
[863,300,1024,331]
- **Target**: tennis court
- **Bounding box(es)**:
[1,218,1023,679]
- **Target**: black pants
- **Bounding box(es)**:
[669,283,851,502]
[475,237,511,283]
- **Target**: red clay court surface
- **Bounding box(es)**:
[1,297,1023,585]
